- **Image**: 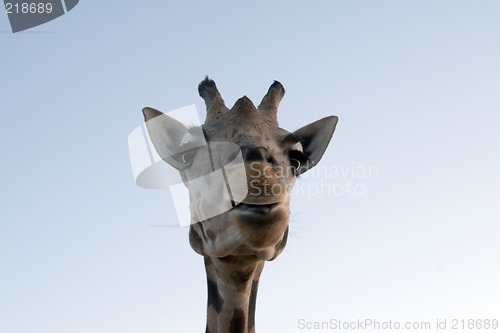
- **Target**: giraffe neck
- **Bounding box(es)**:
[204,256,265,333]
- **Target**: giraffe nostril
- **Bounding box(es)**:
[266,156,276,165]
[241,146,273,163]
[242,146,261,162]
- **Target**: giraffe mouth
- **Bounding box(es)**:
[234,202,279,214]
[230,201,289,229]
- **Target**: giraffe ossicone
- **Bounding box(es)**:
[141,78,338,333]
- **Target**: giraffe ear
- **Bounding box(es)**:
[293,116,338,175]
[142,107,189,170]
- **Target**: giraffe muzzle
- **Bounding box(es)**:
[231,201,289,225]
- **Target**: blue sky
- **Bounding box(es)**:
[1,1,499,332]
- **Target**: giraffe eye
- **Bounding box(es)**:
[181,150,197,168]
[290,158,301,173]
[289,150,307,176]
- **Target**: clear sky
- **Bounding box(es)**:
[1,1,499,332]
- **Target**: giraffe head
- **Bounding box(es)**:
[143,78,337,261]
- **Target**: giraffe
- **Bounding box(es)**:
[142,77,338,333]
